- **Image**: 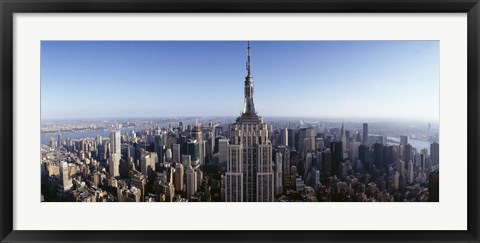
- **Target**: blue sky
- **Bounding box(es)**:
[41,41,439,122]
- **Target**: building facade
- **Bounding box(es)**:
[225,42,275,202]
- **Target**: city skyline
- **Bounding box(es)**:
[41,42,439,203]
[41,41,439,122]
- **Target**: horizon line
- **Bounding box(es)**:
[41,115,439,123]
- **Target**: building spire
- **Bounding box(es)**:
[247,41,251,77]
[243,41,256,115]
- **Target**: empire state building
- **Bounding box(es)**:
[225,42,274,202]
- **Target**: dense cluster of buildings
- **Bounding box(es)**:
[41,43,439,202]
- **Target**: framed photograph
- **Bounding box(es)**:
[1,0,479,242]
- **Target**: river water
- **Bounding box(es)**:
[386,136,433,153]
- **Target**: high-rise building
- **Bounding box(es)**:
[110,130,121,155]
[373,143,384,171]
[205,132,214,165]
[280,128,288,147]
[400,135,408,146]
[355,132,362,143]
[192,125,204,166]
[108,152,119,177]
[60,161,73,191]
[316,150,323,170]
[287,128,297,150]
[154,135,164,164]
[196,170,204,190]
[96,135,102,146]
[57,132,62,149]
[330,141,343,176]
[140,150,156,176]
[316,137,324,150]
[277,146,290,188]
[408,160,414,183]
[165,148,173,163]
[181,155,191,170]
[225,42,274,202]
[186,167,197,200]
[403,144,413,167]
[218,138,229,166]
[172,143,181,163]
[274,152,283,195]
[49,137,56,150]
[299,127,316,158]
[431,142,439,166]
[130,171,146,201]
[393,171,400,190]
[340,123,347,159]
[348,141,360,161]
[383,145,394,169]
[109,130,121,177]
[174,163,184,193]
[428,171,439,202]
[322,149,332,176]
[362,123,368,145]
[187,140,200,169]
[304,152,313,181]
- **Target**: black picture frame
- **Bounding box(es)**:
[1,0,479,242]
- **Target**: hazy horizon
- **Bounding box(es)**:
[40,115,439,125]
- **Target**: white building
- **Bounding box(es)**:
[186,167,197,200]
[60,161,73,191]
[140,150,157,176]
[108,152,119,177]
[225,42,274,202]
[109,130,121,178]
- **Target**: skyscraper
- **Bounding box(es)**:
[191,124,204,166]
[408,160,414,183]
[403,143,413,166]
[362,123,368,145]
[277,146,290,188]
[108,152,119,177]
[187,140,200,169]
[383,145,394,170]
[299,127,316,158]
[428,171,439,202]
[340,123,347,159]
[140,150,156,177]
[330,141,343,176]
[172,143,181,163]
[280,128,288,147]
[60,161,73,191]
[174,163,184,193]
[110,130,121,155]
[274,152,283,195]
[154,135,164,164]
[186,166,197,200]
[96,135,102,146]
[109,130,121,178]
[57,132,62,149]
[373,143,384,171]
[287,128,297,150]
[431,142,439,166]
[225,42,274,202]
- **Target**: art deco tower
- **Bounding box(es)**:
[225,42,275,202]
